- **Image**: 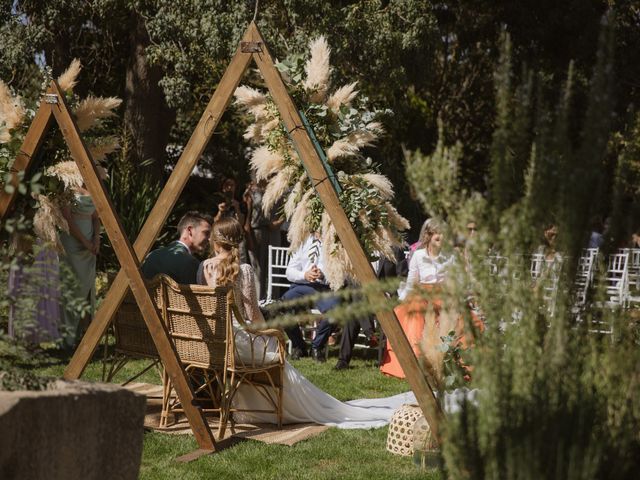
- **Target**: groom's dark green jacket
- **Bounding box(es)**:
[141,241,200,285]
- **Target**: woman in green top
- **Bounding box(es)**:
[59,185,100,347]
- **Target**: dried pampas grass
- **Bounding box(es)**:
[287,189,315,251]
[362,173,394,200]
[0,80,26,136]
[33,194,68,251]
[250,146,284,181]
[74,96,122,132]
[320,214,350,289]
[283,176,306,219]
[234,85,266,108]
[46,160,84,191]
[57,59,82,93]
[89,136,120,162]
[326,138,361,162]
[303,36,331,103]
[385,203,411,231]
[326,82,358,113]
[262,166,293,215]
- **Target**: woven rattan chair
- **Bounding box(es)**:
[159,275,285,438]
[102,276,163,385]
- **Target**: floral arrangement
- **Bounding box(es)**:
[0,60,121,250]
[233,37,409,288]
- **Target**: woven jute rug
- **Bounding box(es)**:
[124,382,328,446]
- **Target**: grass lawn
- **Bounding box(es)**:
[30,348,440,480]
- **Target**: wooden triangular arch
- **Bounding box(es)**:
[1,22,444,449]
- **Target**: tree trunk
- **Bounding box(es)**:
[123,12,174,182]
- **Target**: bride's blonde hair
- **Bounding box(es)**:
[210,217,243,286]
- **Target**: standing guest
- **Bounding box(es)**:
[588,217,605,249]
[141,211,212,284]
[630,228,640,248]
[213,175,250,264]
[59,184,101,347]
[380,219,454,379]
[7,234,61,344]
[243,179,283,299]
[280,233,340,362]
[334,247,409,370]
[537,223,562,264]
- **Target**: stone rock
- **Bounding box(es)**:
[0,380,146,480]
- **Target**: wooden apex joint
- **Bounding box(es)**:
[241,41,262,53]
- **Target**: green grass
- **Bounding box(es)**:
[28,348,439,480]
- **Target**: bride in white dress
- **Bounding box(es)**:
[199,217,416,429]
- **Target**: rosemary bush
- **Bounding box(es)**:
[402,25,640,479]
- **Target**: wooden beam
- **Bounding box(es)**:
[47,80,216,451]
[64,31,254,380]
[0,99,54,219]
[248,22,444,439]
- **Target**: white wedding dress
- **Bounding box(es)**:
[200,262,419,428]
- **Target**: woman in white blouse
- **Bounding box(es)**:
[381,219,453,378]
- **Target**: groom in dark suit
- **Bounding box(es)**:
[141,211,213,284]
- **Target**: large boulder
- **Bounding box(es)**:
[0,380,146,480]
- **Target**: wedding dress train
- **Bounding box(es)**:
[200,262,468,429]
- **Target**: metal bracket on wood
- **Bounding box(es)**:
[43,94,58,104]
[241,41,262,53]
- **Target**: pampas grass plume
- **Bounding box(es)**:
[262,166,292,215]
[0,80,26,136]
[234,85,266,108]
[362,173,394,200]
[46,160,84,191]
[33,194,68,251]
[75,96,122,132]
[287,189,314,251]
[304,36,331,103]
[250,146,284,181]
[326,138,360,162]
[326,82,358,113]
[89,136,120,162]
[57,59,82,93]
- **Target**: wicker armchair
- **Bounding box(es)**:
[102,276,163,384]
[159,275,285,438]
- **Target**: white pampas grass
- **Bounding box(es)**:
[262,166,293,214]
[46,160,84,191]
[234,85,266,108]
[74,96,122,132]
[0,81,26,138]
[89,136,120,162]
[250,146,284,181]
[326,138,361,162]
[345,128,379,149]
[283,176,306,219]
[57,59,82,93]
[326,82,358,113]
[362,173,394,200]
[303,37,331,103]
[385,203,411,231]
[287,189,314,251]
[320,213,349,289]
[32,194,68,251]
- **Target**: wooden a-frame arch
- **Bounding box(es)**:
[1,22,444,452]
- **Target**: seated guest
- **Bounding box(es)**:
[380,219,454,379]
[281,233,339,362]
[141,211,212,284]
[334,247,409,370]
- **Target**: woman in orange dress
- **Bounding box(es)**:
[380,219,454,379]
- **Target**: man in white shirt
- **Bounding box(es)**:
[281,233,339,361]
